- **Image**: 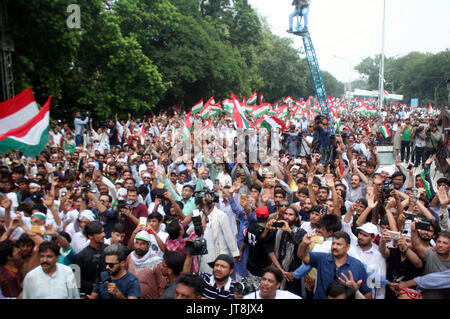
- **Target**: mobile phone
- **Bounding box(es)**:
[404,212,416,221]
[310,236,324,244]
[416,220,431,231]
[214,179,220,186]
[387,230,401,240]
[139,217,147,226]
[272,221,284,228]
[31,225,45,236]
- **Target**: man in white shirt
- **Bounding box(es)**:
[22,241,80,299]
[198,192,240,273]
[348,223,387,299]
[244,265,301,299]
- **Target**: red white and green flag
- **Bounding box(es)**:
[231,92,251,129]
[380,124,391,138]
[419,169,432,199]
[252,103,271,118]
[0,88,39,135]
[0,94,51,158]
[384,90,390,102]
[191,99,204,114]
[247,91,258,105]
[428,103,433,114]
[184,111,193,131]
[255,115,287,132]
[222,99,234,115]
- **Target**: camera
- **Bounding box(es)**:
[185,237,208,256]
[194,189,219,207]
[416,220,431,231]
[272,221,285,228]
[233,280,257,295]
[117,200,128,210]
[80,182,91,195]
[192,209,204,236]
[382,178,394,195]
[30,191,44,203]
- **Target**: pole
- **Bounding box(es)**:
[333,55,351,99]
[378,0,386,113]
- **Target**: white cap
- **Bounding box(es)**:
[134,231,151,243]
[357,223,379,236]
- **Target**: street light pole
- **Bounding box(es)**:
[378,0,386,112]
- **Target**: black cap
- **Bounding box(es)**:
[207,254,235,269]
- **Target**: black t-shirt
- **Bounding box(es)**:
[385,247,423,300]
[109,125,118,145]
[74,244,108,294]
[244,223,276,277]
[274,228,307,272]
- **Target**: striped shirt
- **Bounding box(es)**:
[199,272,235,299]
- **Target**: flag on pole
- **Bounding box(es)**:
[0,88,40,135]
[231,93,251,129]
[428,103,433,114]
[252,103,271,118]
[383,90,390,102]
[380,124,391,139]
[419,169,432,200]
[0,96,51,157]
[247,91,258,105]
[256,115,287,132]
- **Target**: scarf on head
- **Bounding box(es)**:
[274,226,299,290]
[130,249,163,271]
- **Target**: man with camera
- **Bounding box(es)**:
[196,190,240,274]
[74,220,108,296]
[288,0,310,32]
[312,115,332,165]
[74,111,89,147]
[265,205,306,296]
[424,124,443,164]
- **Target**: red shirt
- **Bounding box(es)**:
[165,222,200,272]
[124,202,148,244]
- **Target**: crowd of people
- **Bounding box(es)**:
[0,100,449,300]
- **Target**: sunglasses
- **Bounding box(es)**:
[277,203,289,207]
[105,262,119,268]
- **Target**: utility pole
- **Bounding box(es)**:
[0,2,14,101]
[377,0,386,113]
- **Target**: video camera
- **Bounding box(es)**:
[233,279,257,295]
[382,178,394,195]
[194,189,219,207]
[185,237,208,256]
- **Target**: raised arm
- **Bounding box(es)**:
[410,221,428,260]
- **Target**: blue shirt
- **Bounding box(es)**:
[93,271,141,299]
[308,252,371,299]
[74,117,89,135]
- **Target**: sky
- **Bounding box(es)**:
[247,0,450,84]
